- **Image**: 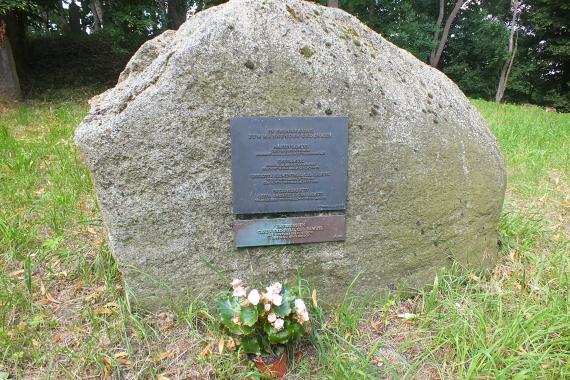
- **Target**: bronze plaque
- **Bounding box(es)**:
[234,215,346,247]
[231,117,348,214]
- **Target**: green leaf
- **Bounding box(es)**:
[226,321,253,335]
[217,298,252,335]
[240,305,258,327]
[240,335,262,355]
[265,320,304,345]
[273,287,294,317]
[273,301,292,318]
[217,299,240,323]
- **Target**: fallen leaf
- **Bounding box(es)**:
[562,200,570,209]
[87,226,97,235]
[46,293,61,304]
[200,344,212,358]
[102,357,112,367]
[40,281,46,296]
[509,249,518,261]
[312,289,318,307]
[94,307,113,315]
[9,269,24,278]
[153,351,175,362]
[117,358,130,365]
[114,351,128,359]
[227,337,236,351]
[157,376,171,380]
[468,274,480,282]
[396,313,416,320]
[218,337,225,355]
[160,322,176,332]
[104,302,120,309]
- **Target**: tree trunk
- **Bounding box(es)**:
[0,18,22,102]
[369,0,376,18]
[167,0,187,30]
[429,0,445,65]
[68,1,82,34]
[430,0,468,68]
[496,0,521,103]
[90,0,104,31]
[327,0,339,8]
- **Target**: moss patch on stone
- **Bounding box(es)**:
[300,46,315,58]
[286,5,300,21]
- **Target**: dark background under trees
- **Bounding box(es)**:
[0,0,568,111]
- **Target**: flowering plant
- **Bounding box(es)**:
[216,279,310,356]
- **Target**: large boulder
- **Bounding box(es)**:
[75,0,506,310]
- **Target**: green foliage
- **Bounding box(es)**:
[22,33,132,96]
[102,0,165,53]
[0,0,36,14]
[523,0,570,111]
[443,7,511,99]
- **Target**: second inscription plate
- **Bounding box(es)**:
[231,117,348,214]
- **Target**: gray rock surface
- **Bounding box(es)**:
[75,0,506,310]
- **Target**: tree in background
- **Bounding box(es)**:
[1,0,567,109]
[524,0,569,111]
[0,17,21,101]
[441,4,511,100]
[430,0,472,68]
[495,0,522,103]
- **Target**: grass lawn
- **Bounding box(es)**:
[1,97,569,379]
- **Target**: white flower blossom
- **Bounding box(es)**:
[268,312,277,323]
[271,293,283,306]
[233,286,247,298]
[294,298,306,312]
[297,310,310,324]
[231,279,242,288]
[247,289,260,305]
[265,282,282,296]
[272,282,282,294]
[264,303,271,312]
[274,318,284,331]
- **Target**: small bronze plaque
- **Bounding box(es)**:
[234,215,346,248]
[231,117,348,214]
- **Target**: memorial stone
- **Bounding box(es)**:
[75,0,506,310]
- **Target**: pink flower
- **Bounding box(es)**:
[247,289,260,305]
[233,286,246,297]
[265,282,282,296]
[264,303,271,312]
[268,313,277,323]
[294,298,306,312]
[271,293,283,306]
[274,318,284,331]
[297,310,310,324]
[272,282,282,293]
[231,279,242,288]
